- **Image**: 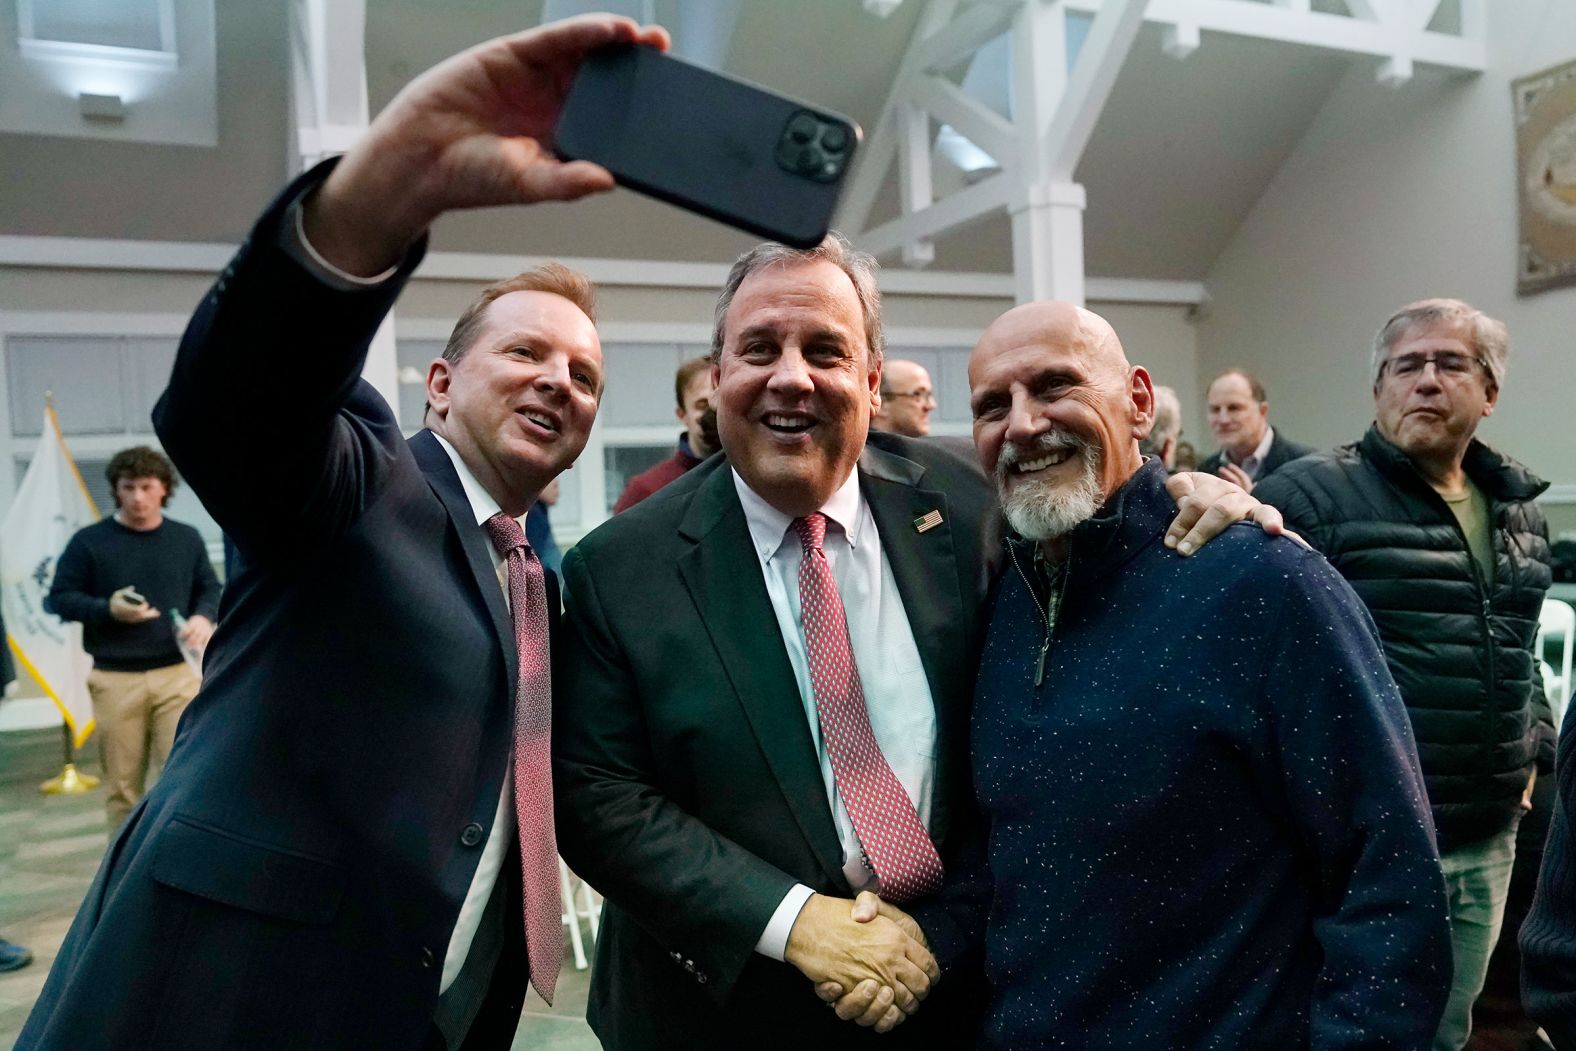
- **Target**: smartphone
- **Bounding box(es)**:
[554,44,861,249]
[122,589,147,606]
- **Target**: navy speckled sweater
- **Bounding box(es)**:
[929,461,1452,1050]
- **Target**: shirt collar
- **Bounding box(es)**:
[1230,425,1275,469]
[732,464,865,564]
[430,431,504,527]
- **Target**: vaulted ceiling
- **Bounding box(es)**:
[0,0,1471,282]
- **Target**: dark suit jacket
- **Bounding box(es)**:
[554,434,999,1049]
[1197,429,1315,482]
[19,165,537,1051]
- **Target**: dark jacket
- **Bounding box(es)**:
[1255,425,1553,850]
[554,433,998,1049]
[1523,703,1576,1049]
[19,163,540,1050]
[921,460,1449,1050]
[1197,428,1314,481]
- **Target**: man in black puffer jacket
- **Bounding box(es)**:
[1256,298,1553,1051]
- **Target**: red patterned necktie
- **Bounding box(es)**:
[482,512,562,1004]
[791,513,943,903]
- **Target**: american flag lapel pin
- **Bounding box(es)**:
[913,509,943,533]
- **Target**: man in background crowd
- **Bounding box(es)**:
[1200,368,1313,492]
[871,359,935,438]
[43,446,219,829]
[1138,383,1182,470]
[873,300,1450,1048]
[1255,298,1553,1051]
[614,356,718,512]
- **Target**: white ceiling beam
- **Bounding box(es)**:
[1410,0,1447,31]
[1162,22,1202,60]
[858,171,1014,258]
[914,2,1016,73]
[1040,0,1149,180]
[839,118,898,235]
[838,0,959,235]
[909,73,1017,167]
[1062,0,1485,70]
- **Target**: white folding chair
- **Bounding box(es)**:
[559,857,604,970]
[1538,599,1575,728]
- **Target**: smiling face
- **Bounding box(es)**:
[426,289,602,515]
[1374,321,1496,470]
[713,258,881,517]
[1205,372,1268,460]
[970,302,1152,547]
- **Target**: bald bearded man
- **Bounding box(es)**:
[902,301,1451,1049]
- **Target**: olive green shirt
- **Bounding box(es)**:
[1443,479,1495,587]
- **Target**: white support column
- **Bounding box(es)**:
[896,101,937,266]
[288,0,400,418]
[1011,182,1088,304]
[1008,0,1145,305]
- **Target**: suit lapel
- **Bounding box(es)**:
[676,463,847,890]
[410,430,518,690]
[858,444,970,846]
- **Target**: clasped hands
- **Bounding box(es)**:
[784,891,938,1035]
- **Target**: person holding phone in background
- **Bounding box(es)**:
[43,445,220,830]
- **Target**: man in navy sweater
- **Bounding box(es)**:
[906,301,1452,1048]
[45,446,220,829]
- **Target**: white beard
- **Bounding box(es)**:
[996,431,1103,541]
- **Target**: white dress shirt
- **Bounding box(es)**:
[431,433,517,995]
[1228,425,1276,481]
[733,466,938,961]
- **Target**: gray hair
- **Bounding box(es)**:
[1140,385,1182,457]
[1371,298,1508,390]
[710,231,884,365]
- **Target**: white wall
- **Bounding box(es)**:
[1197,2,1576,492]
[0,260,1197,539]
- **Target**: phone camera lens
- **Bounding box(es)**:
[788,114,818,143]
[820,126,848,153]
[796,147,820,171]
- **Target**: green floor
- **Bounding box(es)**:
[0,726,599,1050]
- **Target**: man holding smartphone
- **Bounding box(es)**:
[44,446,220,830]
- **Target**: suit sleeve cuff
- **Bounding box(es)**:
[754,883,815,962]
[278,189,402,291]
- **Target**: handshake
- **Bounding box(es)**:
[784,891,940,1035]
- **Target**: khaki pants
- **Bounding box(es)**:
[86,663,201,829]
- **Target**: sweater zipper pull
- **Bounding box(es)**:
[1034,633,1050,688]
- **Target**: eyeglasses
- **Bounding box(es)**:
[884,388,935,404]
[1378,351,1488,383]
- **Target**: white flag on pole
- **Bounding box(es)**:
[3,405,101,749]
